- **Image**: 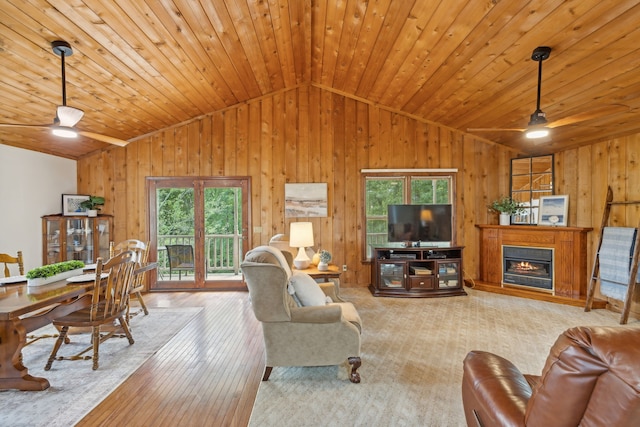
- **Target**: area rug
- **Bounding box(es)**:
[249,288,636,426]
[0,306,202,427]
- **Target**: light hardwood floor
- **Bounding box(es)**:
[76,291,264,427]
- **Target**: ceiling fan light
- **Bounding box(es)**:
[525,128,549,139]
[56,105,84,127]
[52,126,78,138]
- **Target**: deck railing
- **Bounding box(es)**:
[157,234,243,276]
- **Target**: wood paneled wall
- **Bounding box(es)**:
[77,84,640,311]
[78,85,516,285]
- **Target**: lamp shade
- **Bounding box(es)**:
[290,222,314,248]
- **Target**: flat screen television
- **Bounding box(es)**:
[387,204,453,244]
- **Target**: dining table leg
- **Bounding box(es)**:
[0,318,50,391]
[0,294,92,391]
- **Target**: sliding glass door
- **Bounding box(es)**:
[147,177,250,290]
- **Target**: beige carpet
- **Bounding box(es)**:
[0,306,202,427]
[249,287,635,426]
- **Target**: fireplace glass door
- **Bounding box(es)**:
[502,245,553,291]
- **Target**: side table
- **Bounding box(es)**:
[297,265,343,301]
[303,264,341,282]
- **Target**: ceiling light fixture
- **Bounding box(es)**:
[52,126,78,138]
[525,127,549,139]
[51,41,83,139]
[524,46,551,139]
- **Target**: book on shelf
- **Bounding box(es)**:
[410,266,432,275]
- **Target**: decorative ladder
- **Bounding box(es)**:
[585,186,640,324]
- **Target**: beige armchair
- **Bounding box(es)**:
[242,246,362,383]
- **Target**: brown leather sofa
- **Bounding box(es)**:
[462,326,640,426]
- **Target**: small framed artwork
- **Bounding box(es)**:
[62,194,90,216]
[538,195,569,226]
[285,183,328,217]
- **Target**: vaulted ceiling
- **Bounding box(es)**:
[1,0,639,159]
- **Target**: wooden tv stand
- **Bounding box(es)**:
[369,246,466,298]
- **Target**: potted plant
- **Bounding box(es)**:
[317,249,332,271]
[489,196,525,225]
[80,196,105,217]
[26,260,85,287]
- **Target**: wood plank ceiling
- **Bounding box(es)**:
[1,0,639,159]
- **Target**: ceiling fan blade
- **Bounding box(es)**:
[547,104,629,128]
[78,130,129,147]
[531,135,552,144]
[0,123,51,129]
[467,127,525,132]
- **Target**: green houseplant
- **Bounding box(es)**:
[26,260,85,287]
[80,196,105,217]
[489,196,525,225]
[317,249,332,271]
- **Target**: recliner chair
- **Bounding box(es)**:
[462,326,640,426]
[241,245,362,383]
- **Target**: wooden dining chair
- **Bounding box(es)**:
[0,251,24,277]
[110,239,150,316]
[44,250,137,371]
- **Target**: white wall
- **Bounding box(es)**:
[0,145,77,272]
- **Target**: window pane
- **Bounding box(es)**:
[411,178,451,204]
[411,179,434,203]
[435,179,450,203]
[366,179,404,215]
[365,178,404,257]
[156,187,195,281]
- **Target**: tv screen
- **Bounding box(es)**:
[387,204,452,243]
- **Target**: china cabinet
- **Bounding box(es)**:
[42,214,113,265]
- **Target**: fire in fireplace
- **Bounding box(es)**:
[502,246,553,291]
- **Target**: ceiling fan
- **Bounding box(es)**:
[467,46,628,140]
[0,40,129,147]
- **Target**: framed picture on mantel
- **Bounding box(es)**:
[538,195,568,226]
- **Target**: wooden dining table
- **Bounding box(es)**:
[0,262,156,391]
[0,277,94,391]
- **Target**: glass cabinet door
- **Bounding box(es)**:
[95,217,111,260]
[45,219,62,264]
[66,217,92,263]
[437,261,460,289]
[379,262,405,289]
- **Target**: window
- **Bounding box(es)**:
[362,170,456,259]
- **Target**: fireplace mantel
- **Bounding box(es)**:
[474,224,606,308]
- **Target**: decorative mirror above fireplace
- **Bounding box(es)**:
[510,154,554,225]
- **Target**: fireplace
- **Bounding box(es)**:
[502,245,553,291]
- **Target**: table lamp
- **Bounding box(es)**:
[290,222,314,269]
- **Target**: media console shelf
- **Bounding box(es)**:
[369,246,466,298]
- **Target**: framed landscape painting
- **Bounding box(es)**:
[538,195,568,226]
[284,183,328,217]
[62,194,90,216]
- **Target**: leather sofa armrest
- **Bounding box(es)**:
[289,304,343,323]
[462,351,532,427]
